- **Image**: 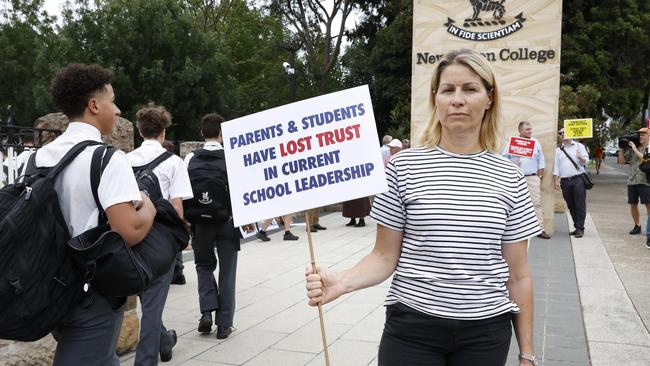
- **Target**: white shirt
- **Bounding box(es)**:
[553,141,589,178]
[127,140,193,201]
[34,122,141,237]
[183,141,222,167]
[370,146,540,320]
[502,136,545,175]
[0,152,5,186]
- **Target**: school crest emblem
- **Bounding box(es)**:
[199,192,212,205]
[444,0,526,41]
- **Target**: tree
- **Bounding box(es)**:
[562,0,650,127]
[274,0,355,94]
[342,0,412,139]
[0,0,58,125]
[56,0,235,140]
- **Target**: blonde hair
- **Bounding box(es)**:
[419,49,502,152]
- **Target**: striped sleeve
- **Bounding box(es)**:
[501,173,542,243]
[370,160,405,231]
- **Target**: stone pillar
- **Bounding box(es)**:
[554,188,567,213]
[116,296,140,354]
[180,141,204,159]
[34,113,134,153]
[0,336,57,366]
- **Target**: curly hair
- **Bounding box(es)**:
[200,113,225,139]
[50,63,113,119]
[136,103,172,138]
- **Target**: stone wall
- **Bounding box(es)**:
[180,141,204,159]
[0,336,57,366]
[34,113,134,152]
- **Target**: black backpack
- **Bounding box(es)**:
[132,151,173,202]
[0,140,104,342]
[184,149,231,224]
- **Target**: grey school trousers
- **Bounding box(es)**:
[134,262,175,366]
[53,292,125,366]
[192,222,239,327]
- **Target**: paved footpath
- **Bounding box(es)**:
[118,158,650,366]
[119,216,586,366]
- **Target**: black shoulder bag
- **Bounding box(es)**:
[66,147,189,297]
[560,145,594,189]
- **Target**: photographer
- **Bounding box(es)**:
[618,127,650,248]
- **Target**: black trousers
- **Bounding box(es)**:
[378,303,512,366]
[560,176,587,231]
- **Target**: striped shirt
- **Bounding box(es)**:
[370,146,540,320]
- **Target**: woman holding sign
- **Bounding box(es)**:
[306,49,540,366]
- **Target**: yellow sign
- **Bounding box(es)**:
[564,118,593,139]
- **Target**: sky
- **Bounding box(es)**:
[43,0,66,18]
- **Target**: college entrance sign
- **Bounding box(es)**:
[412,0,562,233]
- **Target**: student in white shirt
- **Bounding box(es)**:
[46,63,156,365]
[184,113,254,339]
[127,104,193,365]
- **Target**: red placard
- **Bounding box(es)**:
[507,136,536,158]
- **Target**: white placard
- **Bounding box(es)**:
[222,85,387,226]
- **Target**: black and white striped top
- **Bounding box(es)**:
[370,146,541,320]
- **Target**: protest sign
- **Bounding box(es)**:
[222,85,387,227]
[564,118,593,139]
[507,136,536,158]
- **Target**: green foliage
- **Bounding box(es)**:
[342,0,412,139]
[55,0,233,140]
[559,83,606,151]
[0,0,57,125]
[562,0,650,126]
[0,0,298,140]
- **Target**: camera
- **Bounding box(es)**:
[618,131,641,149]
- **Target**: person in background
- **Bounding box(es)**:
[256,214,299,241]
[342,196,371,227]
[185,113,255,339]
[127,104,193,364]
[401,138,411,149]
[594,144,604,175]
[380,134,393,168]
[554,129,589,238]
[502,121,551,239]
[161,139,187,285]
[382,138,403,168]
[306,49,539,366]
[617,127,650,247]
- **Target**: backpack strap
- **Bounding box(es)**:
[23,151,39,177]
[133,151,173,173]
[90,145,118,225]
[43,140,103,180]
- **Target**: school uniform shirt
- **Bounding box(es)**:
[370,146,540,320]
[0,153,5,185]
[34,122,141,237]
[553,141,589,178]
[127,140,193,201]
[183,141,223,167]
